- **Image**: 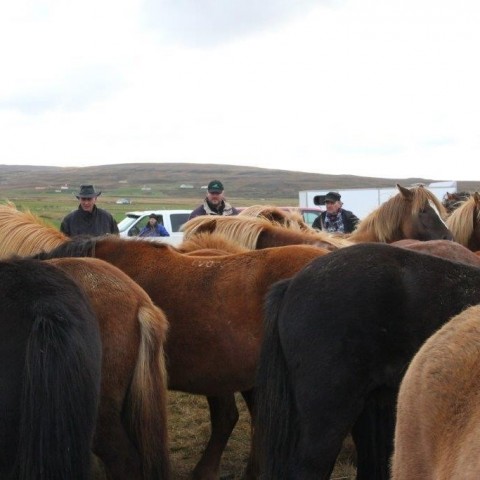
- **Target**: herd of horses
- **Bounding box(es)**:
[1,184,480,479]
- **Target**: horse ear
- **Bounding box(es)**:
[473,192,480,203]
[396,184,413,199]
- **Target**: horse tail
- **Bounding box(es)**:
[255,278,297,480]
[17,284,102,480]
[127,303,171,479]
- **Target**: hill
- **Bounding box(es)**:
[1,163,476,201]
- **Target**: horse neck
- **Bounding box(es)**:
[256,227,340,251]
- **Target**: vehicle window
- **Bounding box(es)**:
[118,215,140,233]
[303,211,321,227]
[171,213,191,232]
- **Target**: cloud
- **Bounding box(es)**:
[142,0,334,47]
[0,66,124,114]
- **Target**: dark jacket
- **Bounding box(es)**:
[188,199,239,220]
[312,209,359,234]
[60,205,119,237]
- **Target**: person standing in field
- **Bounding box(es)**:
[312,191,359,234]
[60,184,119,237]
[188,180,239,220]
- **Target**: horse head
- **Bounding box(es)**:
[446,192,480,251]
[397,184,453,241]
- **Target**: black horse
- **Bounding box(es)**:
[0,258,102,480]
[255,242,480,480]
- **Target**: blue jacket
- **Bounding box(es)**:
[138,224,170,237]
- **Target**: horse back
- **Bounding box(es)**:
[393,304,480,479]
[0,258,101,480]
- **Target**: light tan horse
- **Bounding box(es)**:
[0,202,67,254]
[446,191,480,251]
[392,304,480,480]
[347,184,451,243]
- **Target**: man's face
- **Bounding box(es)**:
[325,200,341,214]
[207,191,223,206]
[79,196,97,213]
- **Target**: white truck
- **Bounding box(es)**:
[299,181,457,219]
[117,209,192,246]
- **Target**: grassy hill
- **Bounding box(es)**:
[1,163,477,228]
[1,162,476,200]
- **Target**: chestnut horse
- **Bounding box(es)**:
[255,243,480,480]
[0,204,330,480]
[392,239,480,267]
[446,191,480,251]
[33,238,330,480]
[392,304,480,480]
[0,257,102,480]
[46,257,170,480]
[182,184,452,250]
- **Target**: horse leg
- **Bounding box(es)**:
[351,389,397,480]
[192,394,239,480]
[93,398,143,480]
[240,388,260,480]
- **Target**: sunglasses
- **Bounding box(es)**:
[325,200,335,205]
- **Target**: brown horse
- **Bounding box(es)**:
[347,184,452,243]
[46,257,170,480]
[442,191,471,213]
[446,192,480,251]
[392,239,480,267]
[33,238,330,480]
[0,204,331,480]
[392,304,480,480]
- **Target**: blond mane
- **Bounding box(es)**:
[179,232,249,254]
[349,185,448,243]
[182,215,351,250]
[446,192,480,247]
[239,205,311,231]
[0,202,68,258]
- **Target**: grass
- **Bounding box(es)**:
[168,391,357,479]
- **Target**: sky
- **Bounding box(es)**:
[1,0,479,181]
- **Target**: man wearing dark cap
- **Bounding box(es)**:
[312,191,359,233]
[60,184,119,237]
[138,213,170,237]
[188,179,239,220]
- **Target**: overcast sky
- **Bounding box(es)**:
[1,0,479,180]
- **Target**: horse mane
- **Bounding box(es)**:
[446,192,480,247]
[179,232,249,254]
[442,191,471,213]
[349,184,448,243]
[182,215,350,250]
[0,202,68,257]
[182,216,268,249]
[239,205,311,231]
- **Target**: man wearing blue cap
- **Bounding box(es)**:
[188,180,239,220]
[60,184,119,237]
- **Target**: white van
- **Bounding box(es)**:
[117,209,192,246]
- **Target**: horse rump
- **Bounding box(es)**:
[0,258,102,480]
